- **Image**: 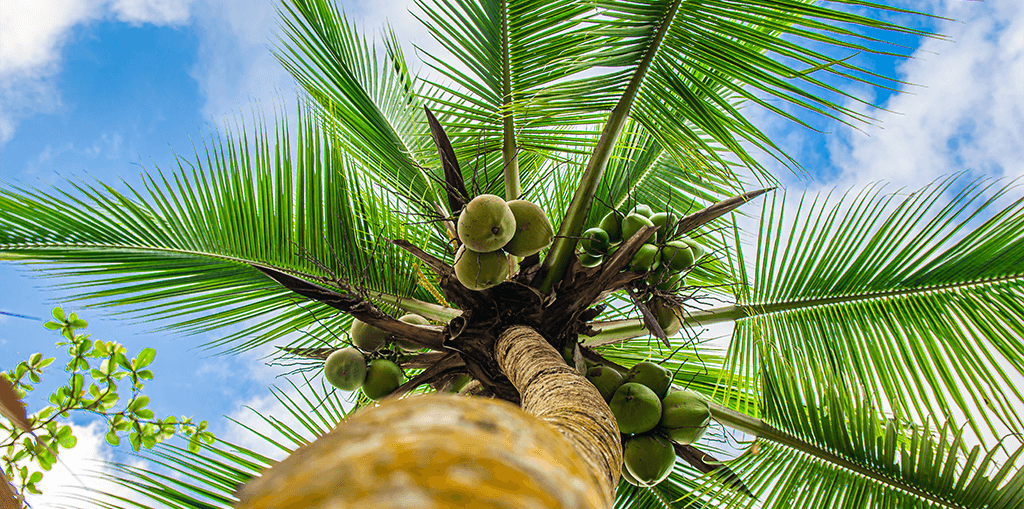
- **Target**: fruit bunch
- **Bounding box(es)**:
[454,194,554,290]
[320,314,431,401]
[586,361,712,487]
[580,204,706,293]
[322,346,405,401]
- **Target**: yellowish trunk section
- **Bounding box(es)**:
[234,393,608,508]
[496,326,622,507]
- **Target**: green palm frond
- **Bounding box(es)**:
[275,0,439,207]
[415,0,614,162]
[703,373,1024,509]
[0,107,445,354]
[717,175,1024,448]
[625,0,943,178]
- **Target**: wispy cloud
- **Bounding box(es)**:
[0,0,195,144]
[825,0,1023,190]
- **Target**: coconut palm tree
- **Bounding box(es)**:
[2,0,1023,507]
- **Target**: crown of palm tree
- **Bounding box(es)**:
[2,0,1022,508]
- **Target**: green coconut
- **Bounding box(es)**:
[585,366,625,402]
[682,237,705,262]
[323,347,366,391]
[503,199,554,256]
[361,359,404,401]
[657,389,711,445]
[581,227,611,256]
[579,251,603,267]
[609,382,662,434]
[454,245,509,290]
[649,211,676,243]
[630,244,661,272]
[630,204,654,218]
[457,194,516,252]
[624,361,673,399]
[394,313,430,351]
[600,211,623,243]
[661,240,695,272]
[350,318,388,352]
[620,464,642,487]
[655,305,683,336]
[621,213,655,244]
[623,433,676,487]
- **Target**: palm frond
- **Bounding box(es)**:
[718,175,1024,448]
[275,0,439,206]
[0,107,445,354]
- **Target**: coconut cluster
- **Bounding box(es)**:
[580,204,705,294]
[321,313,432,401]
[454,194,554,290]
[585,361,712,487]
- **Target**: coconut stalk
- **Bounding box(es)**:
[535,0,681,293]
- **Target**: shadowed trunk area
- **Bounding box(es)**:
[496,325,622,506]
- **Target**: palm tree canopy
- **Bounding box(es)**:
[2,0,1022,508]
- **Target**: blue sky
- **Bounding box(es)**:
[1,0,1022,506]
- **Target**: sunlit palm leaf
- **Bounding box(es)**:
[719,175,1024,449]
[0,108,441,353]
[276,0,439,208]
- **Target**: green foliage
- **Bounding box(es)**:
[0,307,213,498]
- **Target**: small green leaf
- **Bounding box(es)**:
[134,348,156,369]
[43,321,62,330]
[135,408,155,420]
[51,307,66,322]
[141,435,156,449]
[105,431,120,446]
[188,434,200,453]
[128,396,150,412]
[129,432,141,452]
[69,319,87,329]
[29,471,42,484]
[29,353,42,366]
[200,432,215,445]
[37,357,55,369]
[114,353,131,371]
[137,369,153,380]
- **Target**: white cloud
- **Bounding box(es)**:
[23,421,147,509]
[826,0,1024,190]
[0,0,195,144]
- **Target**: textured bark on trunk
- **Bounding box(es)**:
[234,394,607,508]
[495,325,622,507]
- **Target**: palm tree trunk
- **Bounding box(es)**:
[234,326,622,509]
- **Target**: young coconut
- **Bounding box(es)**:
[503,199,554,256]
[457,194,516,252]
[624,361,673,399]
[630,204,654,218]
[454,245,509,290]
[623,433,676,487]
[661,240,695,272]
[393,313,430,351]
[581,227,611,256]
[350,318,388,352]
[629,244,661,272]
[585,366,625,402]
[620,463,642,487]
[599,210,623,243]
[649,211,676,243]
[682,237,705,262]
[323,347,366,391]
[609,382,662,434]
[361,359,404,401]
[621,213,655,244]
[657,389,711,445]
